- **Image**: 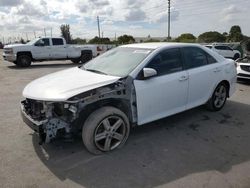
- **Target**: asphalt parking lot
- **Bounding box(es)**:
[1,50,250,188]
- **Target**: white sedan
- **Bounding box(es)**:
[236,57,250,80]
[21,43,237,154]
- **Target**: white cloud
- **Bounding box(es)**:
[0,0,23,7]
[0,0,250,41]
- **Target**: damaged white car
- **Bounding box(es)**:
[21,43,237,154]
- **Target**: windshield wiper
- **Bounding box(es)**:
[85,69,108,75]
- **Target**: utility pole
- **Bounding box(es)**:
[168,0,171,41]
[34,31,36,38]
[26,33,29,41]
[51,28,53,37]
[44,28,46,37]
[97,16,101,38]
[102,31,103,38]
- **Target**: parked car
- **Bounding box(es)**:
[2,37,112,67]
[205,44,241,60]
[21,43,237,154]
[236,56,250,80]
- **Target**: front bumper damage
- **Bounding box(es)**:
[21,100,77,144]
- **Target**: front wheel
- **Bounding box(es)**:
[233,53,240,60]
[82,106,130,155]
[16,55,31,67]
[206,83,228,111]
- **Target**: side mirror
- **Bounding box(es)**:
[143,68,157,78]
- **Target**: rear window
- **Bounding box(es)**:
[52,38,64,46]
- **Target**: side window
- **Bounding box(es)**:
[52,38,64,46]
[215,46,227,50]
[182,47,208,69]
[225,46,233,51]
[35,38,50,46]
[41,38,50,46]
[206,53,217,64]
[147,48,183,76]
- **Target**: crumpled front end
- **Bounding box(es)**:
[21,99,78,144]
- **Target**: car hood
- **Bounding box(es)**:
[23,67,121,101]
[4,44,29,48]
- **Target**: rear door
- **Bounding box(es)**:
[134,48,189,125]
[182,47,223,109]
[51,38,67,59]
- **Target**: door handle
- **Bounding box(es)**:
[179,75,189,81]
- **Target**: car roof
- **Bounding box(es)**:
[120,42,202,50]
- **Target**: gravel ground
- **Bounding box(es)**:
[1,50,250,188]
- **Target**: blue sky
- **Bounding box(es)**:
[0,0,249,41]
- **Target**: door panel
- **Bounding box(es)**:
[51,38,67,59]
[134,71,188,125]
[187,64,222,109]
[134,48,188,125]
[32,38,51,59]
[182,47,223,109]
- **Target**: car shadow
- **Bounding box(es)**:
[7,62,79,70]
[32,100,250,188]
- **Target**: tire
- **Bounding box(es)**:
[233,53,240,60]
[16,55,31,67]
[71,59,80,64]
[80,51,92,64]
[82,106,130,155]
[206,82,228,111]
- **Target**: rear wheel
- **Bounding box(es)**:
[206,82,228,111]
[80,51,92,64]
[82,106,130,155]
[16,55,31,67]
[71,59,80,64]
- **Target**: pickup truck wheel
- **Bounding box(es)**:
[80,52,92,64]
[17,55,31,67]
[206,82,228,111]
[82,106,130,155]
[233,53,240,60]
[71,59,80,64]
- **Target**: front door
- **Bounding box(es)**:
[32,38,51,60]
[134,48,189,125]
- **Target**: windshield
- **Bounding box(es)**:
[82,47,152,77]
[26,38,40,45]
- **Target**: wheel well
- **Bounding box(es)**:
[17,52,33,59]
[73,98,131,130]
[81,50,93,56]
[220,80,230,97]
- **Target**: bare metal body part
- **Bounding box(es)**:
[21,77,136,144]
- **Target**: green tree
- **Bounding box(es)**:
[228,25,244,42]
[198,31,226,43]
[72,37,87,44]
[88,36,111,44]
[174,33,196,43]
[117,35,135,44]
[20,38,25,44]
[60,24,72,44]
